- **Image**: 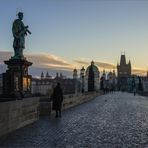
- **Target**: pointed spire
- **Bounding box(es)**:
[81,66,85,71]
[73,68,78,79]
[73,67,77,73]
[80,66,85,77]
[120,54,126,65]
[41,72,44,79]
[46,71,49,78]
[128,59,131,65]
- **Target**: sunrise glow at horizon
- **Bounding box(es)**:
[0,0,148,76]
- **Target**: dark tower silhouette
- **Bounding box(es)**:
[46,71,49,78]
[88,64,95,91]
[41,72,44,80]
[117,54,131,91]
[80,66,85,93]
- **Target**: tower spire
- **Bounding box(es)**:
[73,67,78,79]
[120,54,126,65]
[41,71,44,79]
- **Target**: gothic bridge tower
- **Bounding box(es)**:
[117,54,131,90]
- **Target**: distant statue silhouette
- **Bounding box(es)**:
[51,83,63,118]
[12,12,31,59]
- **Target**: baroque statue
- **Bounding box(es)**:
[12,12,31,59]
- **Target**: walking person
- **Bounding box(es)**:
[132,76,136,96]
[133,86,136,96]
[51,83,63,118]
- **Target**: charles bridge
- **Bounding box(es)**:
[0,10,148,148]
[1,92,148,148]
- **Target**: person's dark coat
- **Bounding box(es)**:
[51,85,63,111]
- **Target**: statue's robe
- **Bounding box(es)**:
[12,19,25,57]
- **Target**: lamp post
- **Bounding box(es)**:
[73,68,78,94]
[80,67,85,93]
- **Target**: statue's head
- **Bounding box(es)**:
[18,12,23,20]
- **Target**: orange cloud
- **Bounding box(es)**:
[0,51,147,76]
[74,59,115,70]
[27,53,74,69]
[95,61,115,69]
[132,68,147,76]
[74,59,89,65]
[0,51,74,71]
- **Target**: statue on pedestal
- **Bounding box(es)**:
[1,12,32,99]
[12,12,31,59]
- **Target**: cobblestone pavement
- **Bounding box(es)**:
[1,92,148,148]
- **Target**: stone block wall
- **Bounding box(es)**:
[0,97,39,137]
[40,101,52,116]
[40,91,102,115]
[62,92,101,110]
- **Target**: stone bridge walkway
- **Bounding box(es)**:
[1,92,148,147]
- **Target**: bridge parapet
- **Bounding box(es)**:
[40,91,102,116]
[0,97,39,137]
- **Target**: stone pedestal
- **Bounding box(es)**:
[2,58,32,99]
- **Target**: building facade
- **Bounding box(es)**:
[32,72,80,96]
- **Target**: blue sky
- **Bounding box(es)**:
[0,0,148,76]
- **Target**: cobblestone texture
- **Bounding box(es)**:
[1,92,148,147]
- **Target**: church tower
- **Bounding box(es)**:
[73,68,78,79]
[46,71,49,78]
[41,72,44,80]
[117,54,131,77]
[117,54,131,90]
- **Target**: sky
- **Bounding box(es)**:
[0,0,148,77]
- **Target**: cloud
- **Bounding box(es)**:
[0,51,147,77]
[74,59,115,70]
[74,59,89,65]
[132,68,147,76]
[74,59,147,76]
[0,51,13,62]
[0,51,74,71]
[26,53,74,70]
[95,61,115,69]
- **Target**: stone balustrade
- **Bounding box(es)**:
[0,92,102,137]
[40,91,102,116]
[0,97,39,137]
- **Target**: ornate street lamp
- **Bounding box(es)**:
[80,67,85,93]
